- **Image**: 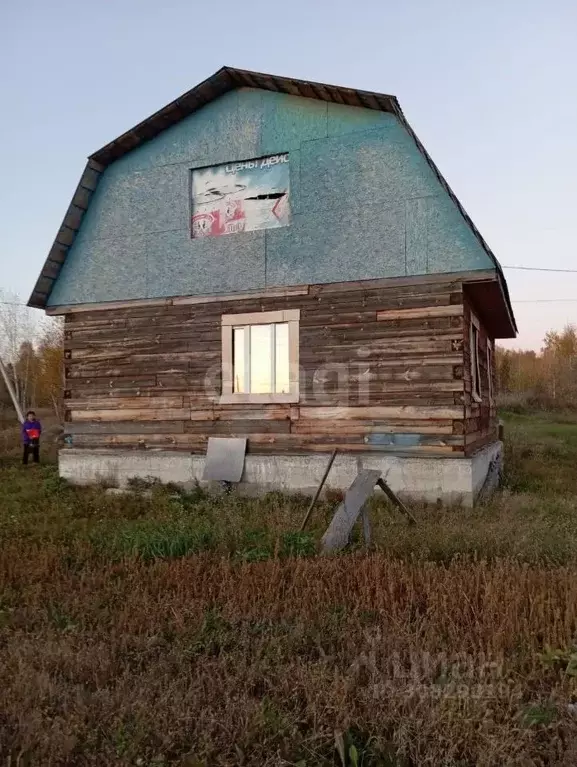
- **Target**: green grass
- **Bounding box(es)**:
[0,460,324,562]
[1,411,577,565]
[501,410,577,494]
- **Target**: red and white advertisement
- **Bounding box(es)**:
[191,153,290,238]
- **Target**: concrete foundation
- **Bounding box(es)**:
[59,442,503,506]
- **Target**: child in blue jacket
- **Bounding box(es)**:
[22,411,42,465]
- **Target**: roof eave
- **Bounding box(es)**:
[88,66,398,167]
[27,159,104,310]
[27,66,516,333]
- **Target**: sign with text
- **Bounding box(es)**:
[191,154,290,238]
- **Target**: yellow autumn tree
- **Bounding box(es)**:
[496,324,577,409]
[35,318,64,418]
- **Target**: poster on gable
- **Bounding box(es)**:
[191,153,290,238]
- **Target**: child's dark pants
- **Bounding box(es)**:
[23,443,40,465]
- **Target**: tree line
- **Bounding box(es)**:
[496,324,577,409]
[0,291,63,422]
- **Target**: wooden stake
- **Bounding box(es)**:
[300,449,337,532]
[376,477,417,525]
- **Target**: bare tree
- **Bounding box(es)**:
[0,290,39,417]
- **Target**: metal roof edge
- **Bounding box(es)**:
[27,159,104,309]
[27,67,516,334]
[390,101,516,335]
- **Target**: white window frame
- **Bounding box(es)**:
[470,313,482,403]
[487,339,494,404]
[220,309,300,404]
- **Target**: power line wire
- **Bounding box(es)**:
[3,266,577,308]
[503,265,577,273]
[513,299,577,304]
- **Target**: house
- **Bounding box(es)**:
[28,67,517,505]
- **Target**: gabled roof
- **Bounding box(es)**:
[27,66,517,335]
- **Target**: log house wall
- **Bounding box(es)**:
[61,275,496,457]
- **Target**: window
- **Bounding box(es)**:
[487,341,494,404]
[470,313,482,403]
[220,310,299,403]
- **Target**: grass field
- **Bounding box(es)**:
[2,413,577,765]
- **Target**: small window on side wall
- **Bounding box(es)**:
[487,341,494,404]
[470,313,482,403]
[220,309,299,404]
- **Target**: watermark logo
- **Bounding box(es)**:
[346,639,521,701]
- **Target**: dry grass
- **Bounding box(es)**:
[2,549,577,765]
[2,413,577,765]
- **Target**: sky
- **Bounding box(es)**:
[1,0,576,350]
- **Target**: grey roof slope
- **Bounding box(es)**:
[27,66,517,334]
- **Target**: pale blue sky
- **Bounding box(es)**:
[1,0,576,349]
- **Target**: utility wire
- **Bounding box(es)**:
[3,266,577,307]
[503,265,577,273]
[513,299,577,304]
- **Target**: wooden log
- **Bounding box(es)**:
[299,310,378,326]
[299,406,464,420]
[65,396,184,410]
[299,350,462,365]
[377,305,464,321]
[308,270,487,296]
[70,408,193,422]
[66,387,158,399]
[185,420,291,435]
[64,421,186,434]
[66,363,192,378]
[64,317,128,330]
[128,351,218,363]
[326,366,457,383]
[298,396,460,409]
[301,323,462,340]
[465,431,499,456]
[65,334,220,351]
[301,330,464,348]
[69,349,128,362]
[212,406,292,421]
[51,285,310,316]
[68,433,200,448]
[380,381,464,393]
[66,439,465,457]
[66,375,157,387]
[67,387,213,401]
[368,355,463,367]
[248,442,463,456]
[292,421,455,435]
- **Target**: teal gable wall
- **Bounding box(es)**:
[48,88,494,306]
